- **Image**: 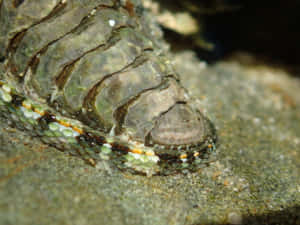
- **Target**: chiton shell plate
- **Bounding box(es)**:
[0,0,216,176]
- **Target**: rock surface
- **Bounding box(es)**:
[1,51,299,225]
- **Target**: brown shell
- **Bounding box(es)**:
[0,0,217,175]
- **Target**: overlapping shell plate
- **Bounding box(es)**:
[0,0,217,176]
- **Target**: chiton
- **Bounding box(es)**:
[0,0,217,176]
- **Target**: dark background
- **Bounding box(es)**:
[159,0,300,73]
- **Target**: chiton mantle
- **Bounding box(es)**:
[0,0,217,176]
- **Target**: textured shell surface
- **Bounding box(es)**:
[0,0,217,176]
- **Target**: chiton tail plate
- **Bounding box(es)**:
[0,0,217,176]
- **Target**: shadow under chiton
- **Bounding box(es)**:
[0,0,217,176]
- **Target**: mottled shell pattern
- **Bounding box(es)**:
[0,0,216,176]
